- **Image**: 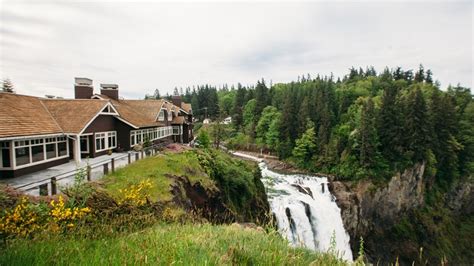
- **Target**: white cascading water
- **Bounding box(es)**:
[233,152,353,262]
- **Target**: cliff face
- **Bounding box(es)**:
[329,163,474,264]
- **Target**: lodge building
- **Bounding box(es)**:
[0,78,193,178]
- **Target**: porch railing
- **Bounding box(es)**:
[12,144,162,196]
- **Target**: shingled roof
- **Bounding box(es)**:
[181,102,192,113]
[0,93,63,139]
[42,99,109,134]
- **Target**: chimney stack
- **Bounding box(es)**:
[74,77,93,99]
[100,84,119,100]
[172,95,182,108]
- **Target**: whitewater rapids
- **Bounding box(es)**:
[233,152,353,261]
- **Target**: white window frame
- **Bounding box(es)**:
[10,135,69,170]
[95,131,117,153]
[129,126,174,147]
[158,110,165,121]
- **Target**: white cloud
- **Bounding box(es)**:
[0,1,472,99]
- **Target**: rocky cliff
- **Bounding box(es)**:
[329,163,474,264]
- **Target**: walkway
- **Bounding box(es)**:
[0,152,136,195]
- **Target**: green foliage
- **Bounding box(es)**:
[243,99,257,138]
[196,130,211,149]
[255,106,281,150]
[172,66,472,186]
[195,149,269,223]
[292,122,317,168]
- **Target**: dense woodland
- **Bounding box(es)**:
[149,65,473,186]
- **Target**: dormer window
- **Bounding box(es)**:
[158,110,165,121]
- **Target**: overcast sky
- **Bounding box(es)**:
[0,1,472,99]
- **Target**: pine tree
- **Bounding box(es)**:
[359,98,379,167]
[414,64,425,83]
[425,69,433,84]
[378,85,402,164]
[153,89,161,99]
[2,78,14,93]
[279,87,298,156]
[297,96,310,137]
[254,79,269,121]
[404,88,430,162]
[232,84,246,130]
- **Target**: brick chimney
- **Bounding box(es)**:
[100,84,119,100]
[172,95,182,108]
[74,77,93,99]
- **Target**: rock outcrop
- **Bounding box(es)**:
[329,163,474,264]
[329,163,426,262]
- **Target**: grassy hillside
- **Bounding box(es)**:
[0,223,347,265]
[0,148,349,265]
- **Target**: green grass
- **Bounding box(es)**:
[102,151,216,202]
[0,223,347,266]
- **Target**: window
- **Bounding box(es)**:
[108,132,117,149]
[130,131,137,146]
[95,133,106,151]
[15,147,30,166]
[80,136,89,153]
[158,110,165,121]
[31,145,44,162]
[11,135,68,168]
[46,143,56,159]
[58,142,68,156]
[1,141,11,168]
[95,131,116,152]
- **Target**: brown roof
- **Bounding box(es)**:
[172,116,185,124]
[0,93,64,138]
[181,102,192,113]
[109,99,165,128]
[42,99,108,134]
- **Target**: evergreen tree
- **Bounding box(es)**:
[232,84,246,130]
[254,79,269,121]
[2,78,14,93]
[425,69,433,84]
[153,89,161,99]
[404,88,430,162]
[414,64,425,83]
[279,87,298,156]
[378,85,402,164]
[359,98,379,167]
[297,96,310,137]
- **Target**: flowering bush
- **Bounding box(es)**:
[0,197,42,238]
[49,195,91,230]
[0,195,92,239]
[118,179,153,206]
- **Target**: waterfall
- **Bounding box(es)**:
[233,152,353,261]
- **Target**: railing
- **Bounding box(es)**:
[13,144,163,196]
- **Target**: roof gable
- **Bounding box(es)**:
[42,99,109,134]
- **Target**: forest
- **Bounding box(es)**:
[149,65,473,187]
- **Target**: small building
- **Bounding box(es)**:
[222,116,232,125]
